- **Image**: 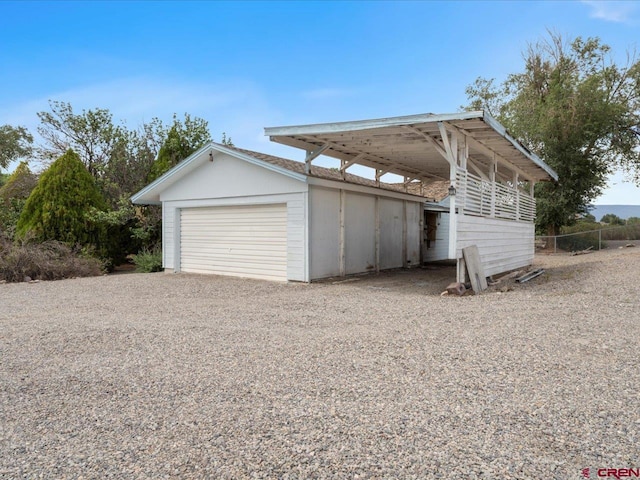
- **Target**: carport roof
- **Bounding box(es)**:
[265,111,558,183]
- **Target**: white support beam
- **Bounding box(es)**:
[322,139,426,179]
[467,158,490,181]
[514,171,520,220]
[305,143,330,163]
[451,133,459,165]
[438,121,456,167]
[403,176,418,185]
[375,167,393,178]
[490,155,496,218]
[375,167,394,186]
[442,122,535,183]
[401,125,448,160]
[339,158,353,172]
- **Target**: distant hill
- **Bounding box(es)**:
[588,205,640,221]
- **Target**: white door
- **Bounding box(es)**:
[180,204,287,281]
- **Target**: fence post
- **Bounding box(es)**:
[554,236,557,254]
[599,229,602,251]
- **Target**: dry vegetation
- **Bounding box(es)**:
[0,236,103,283]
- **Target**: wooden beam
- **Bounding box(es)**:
[402,125,448,160]
[442,122,535,183]
[403,176,418,185]
[467,158,490,181]
[437,121,456,167]
[305,143,329,163]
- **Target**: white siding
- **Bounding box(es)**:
[286,194,307,281]
[308,186,423,280]
[309,187,341,279]
[163,204,175,270]
[378,198,404,269]
[405,201,421,266]
[423,211,450,262]
[180,204,287,281]
[160,152,306,202]
[345,192,376,274]
[456,215,534,277]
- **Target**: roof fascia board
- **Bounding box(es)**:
[308,177,426,202]
[481,111,558,181]
[265,111,484,137]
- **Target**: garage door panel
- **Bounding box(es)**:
[180,204,288,281]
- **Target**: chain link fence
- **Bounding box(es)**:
[536,224,640,253]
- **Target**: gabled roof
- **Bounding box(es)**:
[265,111,558,183]
[131,143,436,205]
[131,143,306,205]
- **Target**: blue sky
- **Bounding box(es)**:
[1,0,639,204]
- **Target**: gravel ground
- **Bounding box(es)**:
[1,248,639,479]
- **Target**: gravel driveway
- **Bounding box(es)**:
[2,249,639,479]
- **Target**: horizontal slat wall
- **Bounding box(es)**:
[456,215,534,277]
[180,204,288,281]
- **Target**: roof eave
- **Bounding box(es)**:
[130,142,308,205]
[265,111,485,137]
[481,111,558,182]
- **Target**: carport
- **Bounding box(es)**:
[265,110,558,280]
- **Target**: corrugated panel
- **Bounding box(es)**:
[180,204,287,281]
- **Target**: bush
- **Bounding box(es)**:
[558,222,604,251]
[131,247,163,273]
[600,224,640,241]
[16,149,107,245]
[0,235,103,282]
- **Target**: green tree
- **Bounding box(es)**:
[16,150,107,246]
[0,162,37,201]
[578,213,596,223]
[36,102,213,256]
[148,114,211,181]
[465,33,640,235]
[600,213,625,225]
[626,216,640,225]
[0,125,33,170]
[0,162,38,239]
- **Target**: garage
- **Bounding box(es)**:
[131,142,424,282]
[179,204,287,281]
[131,111,557,283]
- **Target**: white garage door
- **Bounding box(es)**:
[180,204,287,281]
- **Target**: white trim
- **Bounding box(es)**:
[303,190,310,282]
[265,110,558,183]
[265,111,485,137]
[131,143,307,205]
[481,112,557,181]
[307,177,425,202]
[173,208,181,273]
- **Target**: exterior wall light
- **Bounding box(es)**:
[448,185,456,196]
